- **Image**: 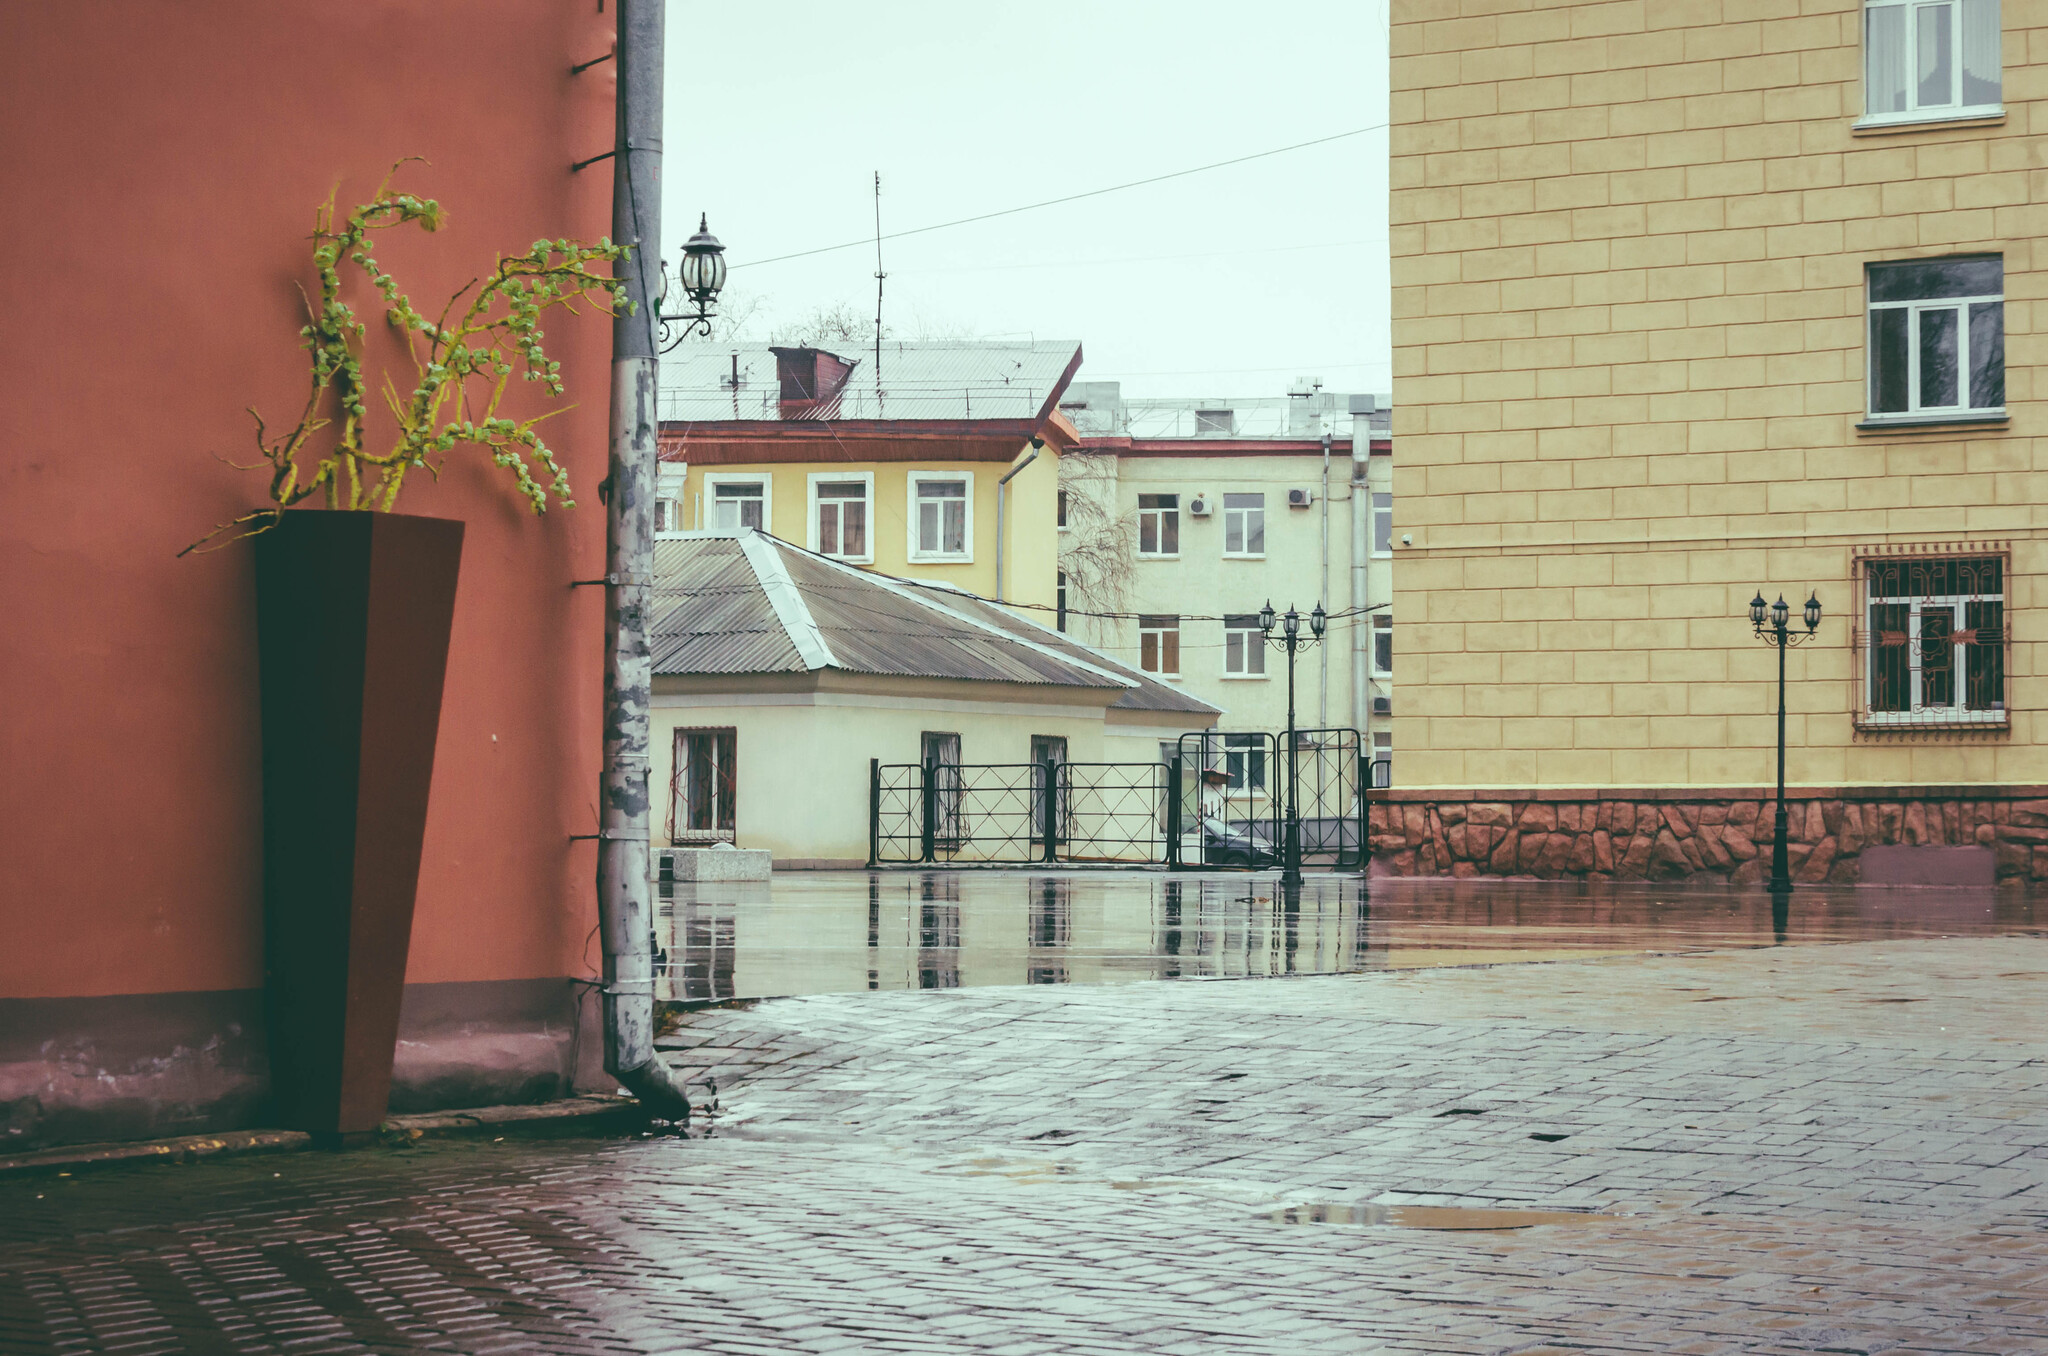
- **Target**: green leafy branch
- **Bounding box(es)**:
[184,162,630,554]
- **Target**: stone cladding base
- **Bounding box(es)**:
[1365,786,2048,885]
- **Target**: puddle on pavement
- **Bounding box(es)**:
[655,870,2048,1003]
[1266,1202,1606,1231]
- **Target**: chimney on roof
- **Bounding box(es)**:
[1288,376,1323,434]
[769,346,858,419]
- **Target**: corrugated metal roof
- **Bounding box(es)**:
[776,550,1125,689]
[930,591,1223,716]
[649,537,804,674]
[660,340,1080,423]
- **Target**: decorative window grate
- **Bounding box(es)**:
[1853,546,2009,733]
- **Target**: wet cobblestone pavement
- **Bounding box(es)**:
[4,892,2046,1353]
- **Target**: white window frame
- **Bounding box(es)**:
[1866,258,2004,423]
[704,473,772,535]
[1222,493,1265,559]
[1372,614,1394,677]
[1858,0,2002,128]
[654,461,688,539]
[806,471,874,564]
[1137,494,1179,559]
[1370,731,1392,789]
[1139,614,1181,678]
[1372,492,1394,558]
[1222,615,1267,679]
[906,471,974,563]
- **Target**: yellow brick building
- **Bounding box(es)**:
[1385,0,2045,883]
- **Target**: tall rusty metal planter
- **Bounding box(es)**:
[253,511,464,1144]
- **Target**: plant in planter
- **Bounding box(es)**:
[195,167,627,1143]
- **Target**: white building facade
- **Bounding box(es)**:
[1057,382,1396,783]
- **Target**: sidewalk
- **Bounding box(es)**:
[3,935,2044,1353]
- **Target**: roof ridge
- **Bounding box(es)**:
[739,532,835,671]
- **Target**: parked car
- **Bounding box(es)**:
[1202,815,1278,868]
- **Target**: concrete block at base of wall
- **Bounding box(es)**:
[1860,845,1996,887]
[660,847,773,882]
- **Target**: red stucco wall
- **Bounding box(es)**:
[0,3,622,1001]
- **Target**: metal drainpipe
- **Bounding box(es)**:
[595,0,691,1122]
[1319,430,1330,727]
[1352,427,1369,737]
[994,439,1041,603]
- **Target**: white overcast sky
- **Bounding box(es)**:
[660,1,1390,402]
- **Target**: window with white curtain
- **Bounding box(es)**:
[1863,0,2001,125]
[908,473,971,560]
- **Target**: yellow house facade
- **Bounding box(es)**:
[1387,0,2046,884]
[657,340,1079,611]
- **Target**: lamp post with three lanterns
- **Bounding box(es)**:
[1260,600,1327,888]
[1750,589,1822,893]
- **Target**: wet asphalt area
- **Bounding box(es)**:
[4,875,2045,1354]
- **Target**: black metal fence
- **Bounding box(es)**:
[869,730,1369,872]
[870,759,1167,866]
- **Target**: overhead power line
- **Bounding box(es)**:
[733,123,1389,272]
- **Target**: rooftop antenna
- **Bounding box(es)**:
[872,170,885,410]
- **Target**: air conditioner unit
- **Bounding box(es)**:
[1287,487,1313,509]
[1187,495,1211,517]
[1371,696,1392,716]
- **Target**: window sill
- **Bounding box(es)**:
[1856,714,2009,734]
[1856,414,2008,436]
[907,553,973,565]
[1137,553,1181,562]
[1852,110,2004,136]
[818,554,875,566]
[1221,553,1266,561]
[1219,673,1269,681]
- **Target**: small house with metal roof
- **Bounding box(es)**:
[652,529,1219,866]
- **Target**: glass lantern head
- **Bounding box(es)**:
[1771,594,1789,629]
[1804,591,1822,631]
[1283,606,1300,640]
[1749,591,1767,627]
[1309,602,1327,639]
[678,214,727,304]
[1259,600,1276,635]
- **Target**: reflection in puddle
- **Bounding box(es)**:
[1266,1203,1605,1231]
[656,871,2047,1003]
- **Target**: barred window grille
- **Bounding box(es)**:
[1854,549,2008,730]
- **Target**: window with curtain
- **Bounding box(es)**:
[1864,0,2000,123]
[709,479,766,531]
[910,476,969,558]
[813,479,869,560]
[1139,615,1180,676]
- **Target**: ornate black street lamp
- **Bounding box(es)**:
[1750,589,1822,893]
[658,214,727,352]
[1261,600,1327,888]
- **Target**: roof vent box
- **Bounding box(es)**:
[1287,488,1314,508]
[1187,495,1211,517]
